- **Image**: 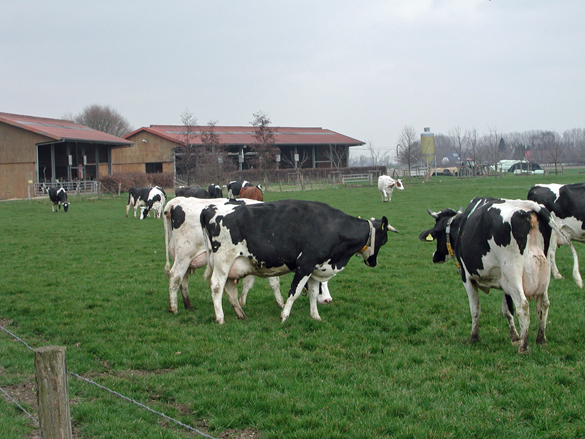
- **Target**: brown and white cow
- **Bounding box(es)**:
[239,186,263,201]
[378,175,404,202]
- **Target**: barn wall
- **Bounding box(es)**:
[112,132,175,170]
[0,122,54,199]
[0,163,36,199]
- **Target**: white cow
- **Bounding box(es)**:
[163,197,332,315]
[378,175,404,202]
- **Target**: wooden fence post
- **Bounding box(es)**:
[34,346,72,439]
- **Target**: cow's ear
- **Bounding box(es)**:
[419,229,435,241]
[381,216,389,231]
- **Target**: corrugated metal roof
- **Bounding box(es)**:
[0,112,133,146]
[126,125,364,146]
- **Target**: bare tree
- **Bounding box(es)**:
[174,110,200,185]
[363,141,389,168]
[324,144,348,168]
[396,125,421,171]
[481,125,503,165]
[70,104,133,136]
[448,125,467,163]
[199,120,233,184]
[282,149,311,189]
[250,111,278,183]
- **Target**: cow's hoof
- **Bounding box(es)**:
[215,318,225,324]
[168,308,178,314]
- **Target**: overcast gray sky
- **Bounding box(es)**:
[2,0,583,158]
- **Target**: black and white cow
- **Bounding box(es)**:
[140,186,166,219]
[163,197,333,315]
[227,180,263,199]
[207,184,223,198]
[201,199,396,324]
[163,197,282,314]
[527,183,585,280]
[175,186,210,198]
[126,187,151,218]
[419,197,582,354]
[48,187,69,212]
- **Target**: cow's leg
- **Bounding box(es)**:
[210,271,229,324]
[507,288,530,354]
[179,274,193,310]
[224,279,247,320]
[463,280,481,343]
[281,271,311,323]
[268,276,284,308]
[306,278,322,320]
[239,276,255,307]
[549,233,563,280]
[126,203,131,217]
[501,294,520,344]
[168,259,194,314]
[535,290,550,345]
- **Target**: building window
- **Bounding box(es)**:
[146,162,163,173]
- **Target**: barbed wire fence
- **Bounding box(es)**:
[0,323,217,439]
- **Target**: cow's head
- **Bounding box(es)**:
[62,201,70,212]
[395,179,405,190]
[360,216,397,267]
[419,208,459,264]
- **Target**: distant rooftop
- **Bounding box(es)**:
[0,112,133,145]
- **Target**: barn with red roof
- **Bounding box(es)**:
[120,125,364,176]
[0,112,132,199]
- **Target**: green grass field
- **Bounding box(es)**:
[2,171,585,439]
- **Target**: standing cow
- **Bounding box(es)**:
[126,187,151,218]
[163,197,332,315]
[208,184,223,198]
[378,175,404,202]
[527,183,585,280]
[140,187,166,219]
[201,200,396,324]
[48,187,69,212]
[419,197,582,354]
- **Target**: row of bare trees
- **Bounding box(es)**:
[351,125,585,173]
[175,110,279,185]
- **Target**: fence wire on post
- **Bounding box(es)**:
[0,323,217,439]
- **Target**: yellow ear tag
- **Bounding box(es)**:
[382,223,386,230]
[360,245,368,253]
[426,234,434,241]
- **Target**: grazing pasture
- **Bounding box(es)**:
[2,172,585,439]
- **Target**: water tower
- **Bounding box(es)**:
[421,127,435,168]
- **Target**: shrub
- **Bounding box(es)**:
[98,172,173,193]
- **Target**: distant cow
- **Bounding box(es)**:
[163,197,284,314]
[239,186,263,201]
[208,184,223,198]
[227,180,263,199]
[201,200,396,324]
[140,187,166,219]
[419,197,582,354]
[126,187,151,218]
[175,186,208,198]
[48,187,69,212]
[378,175,404,202]
[527,183,585,280]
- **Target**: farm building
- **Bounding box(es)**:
[121,125,365,175]
[0,112,133,200]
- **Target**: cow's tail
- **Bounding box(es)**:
[200,209,214,281]
[163,204,172,277]
[538,204,583,288]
